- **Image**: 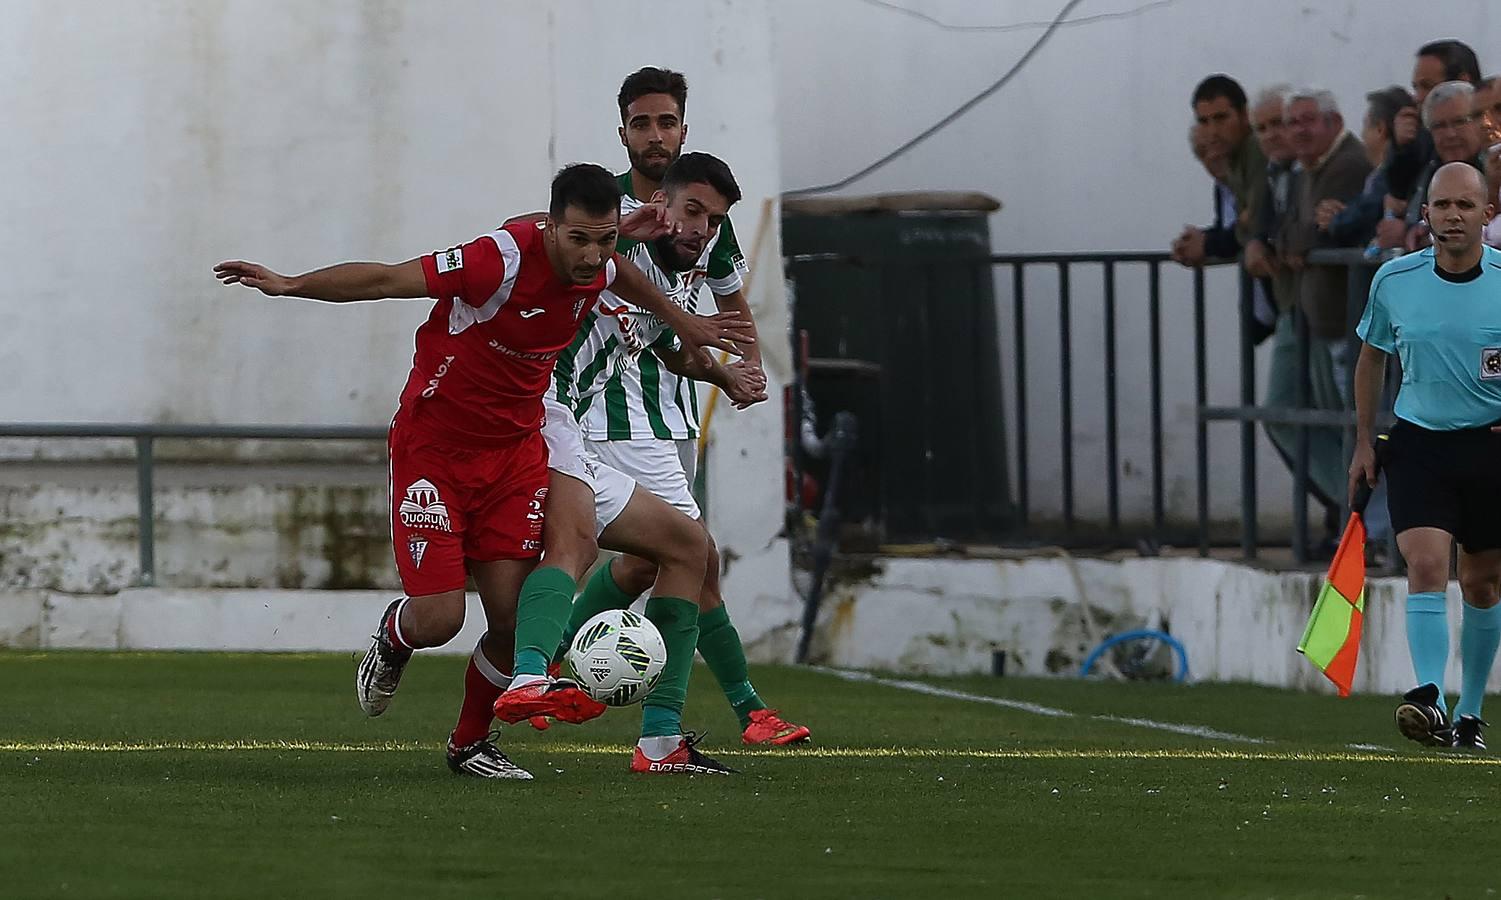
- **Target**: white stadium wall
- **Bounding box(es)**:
[7,1,1501,670]
[0,2,790,621]
[770,0,1501,532]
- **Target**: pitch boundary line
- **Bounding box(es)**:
[808,666,1268,744]
[0,740,1489,765]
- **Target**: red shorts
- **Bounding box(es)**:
[388,421,548,597]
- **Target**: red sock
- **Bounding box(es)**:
[451,656,508,748]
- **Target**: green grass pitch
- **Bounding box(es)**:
[1,651,1497,899]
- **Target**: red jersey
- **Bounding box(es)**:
[396,221,618,446]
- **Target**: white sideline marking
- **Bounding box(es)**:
[0,741,1485,766]
[809,666,1266,744]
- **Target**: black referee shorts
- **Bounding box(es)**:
[1385,418,1501,552]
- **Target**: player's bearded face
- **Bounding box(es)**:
[549,210,620,284]
[653,182,729,271]
[621,94,685,182]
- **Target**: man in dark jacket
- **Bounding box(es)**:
[1273,88,1372,511]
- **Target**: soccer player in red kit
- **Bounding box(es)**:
[215,164,753,779]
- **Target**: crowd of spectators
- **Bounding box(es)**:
[1171,39,1501,555]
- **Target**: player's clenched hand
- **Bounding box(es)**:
[619,200,672,242]
[675,312,756,355]
[724,360,768,410]
[1347,442,1378,508]
[214,260,294,296]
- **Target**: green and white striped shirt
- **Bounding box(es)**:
[552,171,747,440]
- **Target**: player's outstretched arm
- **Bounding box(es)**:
[609,259,755,355]
[654,346,768,410]
[213,258,428,302]
[710,288,762,368]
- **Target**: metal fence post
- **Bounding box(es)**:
[135,435,155,587]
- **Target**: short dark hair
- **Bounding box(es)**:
[661,152,742,206]
[1191,74,1247,110]
[549,163,621,219]
[1365,85,1415,136]
[617,67,688,122]
[1418,39,1482,83]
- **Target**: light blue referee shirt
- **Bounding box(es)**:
[1357,246,1501,430]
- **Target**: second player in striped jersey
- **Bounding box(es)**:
[554,68,811,748]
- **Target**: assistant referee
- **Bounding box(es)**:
[1351,161,1501,751]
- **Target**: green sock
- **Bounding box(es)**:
[513,566,578,677]
[697,604,765,728]
[640,596,699,737]
[553,560,638,664]
[641,703,681,738]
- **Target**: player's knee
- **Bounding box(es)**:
[1405,553,1450,591]
[665,520,709,573]
[409,591,466,644]
[1460,574,1501,609]
[613,554,658,596]
[544,522,598,582]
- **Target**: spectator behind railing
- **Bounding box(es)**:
[1319,86,1415,249]
[1265,87,1370,512]
[1172,75,1266,266]
[1187,124,1236,256]
[1396,82,1489,252]
[1475,76,1501,248]
[1383,39,1482,224]
[1280,89,1373,341]
[1247,84,1296,321]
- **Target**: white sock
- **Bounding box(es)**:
[636,735,683,760]
[390,596,413,649]
[471,638,512,690]
[510,673,547,691]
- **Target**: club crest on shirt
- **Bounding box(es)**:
[407,534,429,569]
[1482,346,1501,380]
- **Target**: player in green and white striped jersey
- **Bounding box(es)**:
[554,69,811,749]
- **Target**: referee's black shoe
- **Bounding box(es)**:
[1395,683,1455,747]
[1454,715,1488,751]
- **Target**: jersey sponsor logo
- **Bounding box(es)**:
[399,479,452,532]
[1483,347,1501,380]
[487,339,558,360]
[729,251,748,274]
[420,355,456,398]
[435,247,463,273]
[519,308,545,319]
[407,534,429,569]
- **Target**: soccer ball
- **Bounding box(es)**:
[563,609,667,707]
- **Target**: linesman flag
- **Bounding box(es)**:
[1297,434,1388,696]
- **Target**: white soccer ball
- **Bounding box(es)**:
[564,609,667,707]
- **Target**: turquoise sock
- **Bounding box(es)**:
[1456,603,1501,720]
[1407,591,1450,714]
[641,704,681,738]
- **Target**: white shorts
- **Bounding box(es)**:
[586,437,700,520]
[541,398,635,536]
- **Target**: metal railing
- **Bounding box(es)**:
[0,423,386,586]
[3,249,1388,585]
[786,248,1388,562]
